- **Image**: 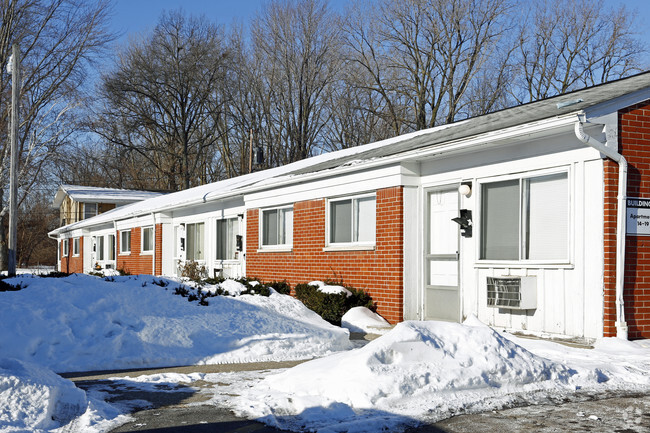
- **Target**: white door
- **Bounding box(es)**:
[424,187,460,321]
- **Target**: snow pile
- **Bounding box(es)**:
[0,274,351,372]
[0,358,87,431]
[341,306,392,334]
[309,280,352,297]
[227,320,586,431]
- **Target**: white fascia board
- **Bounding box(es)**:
[245,164,403,209]
[583,87,650,119]
[115,214,156,231]
[67,228,85,239]
[244,114,580,206]
[171,205,245,225]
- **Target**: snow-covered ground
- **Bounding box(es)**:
[1,274,650,432]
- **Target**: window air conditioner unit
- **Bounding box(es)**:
[487,276,537,310]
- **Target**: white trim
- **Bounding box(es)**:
[475,166,572,265]
[119,229,131,255]
[141,226,154,255]
[62,239,69,256]
[323,245,375,252]
[257,248,293,253]
[259,205,293,250]
[72,237,80,257]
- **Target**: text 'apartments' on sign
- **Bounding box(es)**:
[627,197,650,235]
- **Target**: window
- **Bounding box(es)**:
[261,207,293,247]
[120,230,131,254]
[480,172,569,261]
[97,236,105,260]
[84,203,97,219]
[142,227,154,253]
[186,222,204,260]
[107,235,115,260]
[329,195,376,245]
[216,218,239,260]
[73,238,80,256]
[62,239,69,256]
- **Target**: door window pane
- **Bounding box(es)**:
[107,235,115,260]
[97,236,105,260]
[217,218,239,260]
[186,223,204,260]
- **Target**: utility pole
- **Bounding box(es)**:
[7,44,19,276]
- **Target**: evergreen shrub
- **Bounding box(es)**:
[294,281,374,326]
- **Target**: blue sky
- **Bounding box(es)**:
[109,0,650,64]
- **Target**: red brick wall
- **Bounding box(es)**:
[604,101,650,338]
[246,186,404,323]
[117,226,158,275]
[60,237,83,274]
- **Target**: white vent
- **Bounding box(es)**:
[487,276,537,310]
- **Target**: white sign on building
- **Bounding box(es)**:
[626,197,650,235]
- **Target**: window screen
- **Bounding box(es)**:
[262,208,293,246]
[525,173,568,260]
[329,195,376,244]
[481,180,519,260]
[480,172,568,261]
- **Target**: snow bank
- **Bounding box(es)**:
[229,320,582,431]
[341,306,392,334]
[0,274,351,372]
[0,358,86,431]
[309,280,352,297]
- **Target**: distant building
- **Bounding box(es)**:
[52,185,163,227]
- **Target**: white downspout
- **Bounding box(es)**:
[151,213,156,276]
[574,118,628,340]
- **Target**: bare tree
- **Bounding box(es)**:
[0,0,115,268]
[513,0,644,103]
[251,0,341,164]
[344,0,513,132]
[94,10,228,191]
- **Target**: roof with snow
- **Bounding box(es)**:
[49,70,650,236]
[52,184,164,208]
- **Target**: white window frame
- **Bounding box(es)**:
[72,237,80,257]
[325,193,376,250]
[62,239,69,256]
[259,206,293,251]
[216,217,239,261]
[141,226,154,255]
[120,230,131,255]
[477,167,571,265]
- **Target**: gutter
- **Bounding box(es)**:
[574,117,628,340]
